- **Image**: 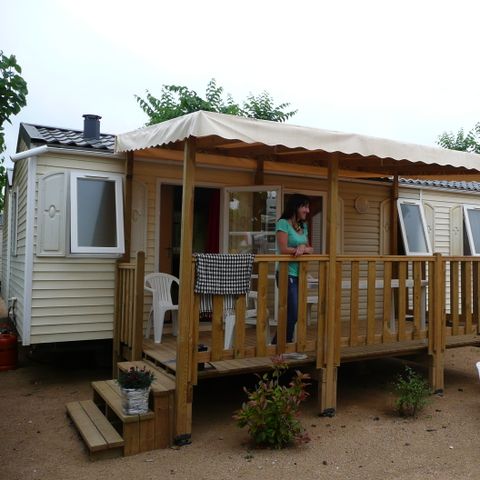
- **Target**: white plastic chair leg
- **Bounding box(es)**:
[153,307,167,344]
[145,308,154,339]
[224,313,235,349]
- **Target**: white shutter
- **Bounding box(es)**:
[424,203,435,252]
[450,205,463,255]
[37,172,67,256]
[131,180,147,255]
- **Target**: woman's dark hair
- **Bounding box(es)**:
[279,193,310,224]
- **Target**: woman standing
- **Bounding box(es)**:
[275,193,313,343]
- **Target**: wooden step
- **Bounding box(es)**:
[117,360,175,448]
[92,380,155,456]
[66,400,124,461]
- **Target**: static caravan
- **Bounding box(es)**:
[7,110,480,447]
[3,115,128,346]
[111,111,480,441]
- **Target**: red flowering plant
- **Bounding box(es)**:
[117,366,155,390]
[233,355,311,449]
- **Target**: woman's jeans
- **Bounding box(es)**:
[273,274,298,343]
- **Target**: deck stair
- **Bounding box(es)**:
[116,360,176,449]
[66,361,176,459]
[66,400,124,460]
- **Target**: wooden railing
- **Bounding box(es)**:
[187,254,480,381]
[111,252,480,385]
[444,257,480,336]
[112,251,145,365]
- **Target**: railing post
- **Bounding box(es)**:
[131,251,145,360]
[429,252,445,393]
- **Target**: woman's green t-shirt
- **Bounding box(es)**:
[276,218,309,277]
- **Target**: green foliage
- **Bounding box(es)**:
[437,122,480,154]
[233,356,310,449]
[135,78,297,125]
[0,51,28,211]
[117,366,155,389]
[393,366,430,417]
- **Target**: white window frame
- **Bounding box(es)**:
[397,199,432,255]
[70,171,125,254]
[463,205,480,256]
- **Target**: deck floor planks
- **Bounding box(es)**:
[143,322,479,378]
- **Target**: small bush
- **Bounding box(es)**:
[233,356,310,449]
[393,366,430,417]
[117,366,155,390]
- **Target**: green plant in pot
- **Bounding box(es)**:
[117,366,155,415]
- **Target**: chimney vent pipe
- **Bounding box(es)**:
[83,114,101,139]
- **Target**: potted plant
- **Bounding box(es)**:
[117,366,155,415]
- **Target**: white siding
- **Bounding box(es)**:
[1,189,10,299]
[29,152,126,344]
[8,158,29,339]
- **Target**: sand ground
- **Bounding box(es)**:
[1,332,480,480]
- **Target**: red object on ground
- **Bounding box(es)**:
[0,333,18,371]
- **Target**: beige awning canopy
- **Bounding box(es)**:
[115,111,480,179]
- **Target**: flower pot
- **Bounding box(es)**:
[120,387,150,415]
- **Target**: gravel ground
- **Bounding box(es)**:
[1,339,480,480]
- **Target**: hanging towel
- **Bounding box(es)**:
[193,253,255,313]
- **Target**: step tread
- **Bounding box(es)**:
[117,361,176,393]
[92,380,155,422]
[66,400,124,452]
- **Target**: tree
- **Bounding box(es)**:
[135,78,297,125]
[437,122,480,154]
[0,51,28,210]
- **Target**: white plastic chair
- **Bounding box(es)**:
[144,273,179,343]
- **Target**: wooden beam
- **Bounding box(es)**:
[254,156,265,185]
[121,151,134,262]
[390,174,399,255]
[174,138,196,445]
[318,153,339,416]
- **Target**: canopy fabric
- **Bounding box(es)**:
[115,111,480,175]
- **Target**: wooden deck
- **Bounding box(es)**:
[142,328,480,379]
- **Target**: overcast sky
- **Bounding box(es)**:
[2,0,480,166]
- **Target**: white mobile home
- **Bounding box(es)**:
[5,112,480,358]
[2,115,128,345]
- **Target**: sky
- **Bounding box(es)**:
[2,0,480,167]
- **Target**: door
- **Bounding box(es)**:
[159,184,221,278]
[222,186,281,254]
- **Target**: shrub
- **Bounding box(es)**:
[234,356,310,448]
[393,365,430,417]
[117,366,155,390]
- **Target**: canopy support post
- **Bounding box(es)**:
[317,154,339,417]
[390,174,399,255]
[174,138,197,445]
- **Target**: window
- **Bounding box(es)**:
[397,199,432,255]
[463,205,480,255]
[70,172,125,254]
